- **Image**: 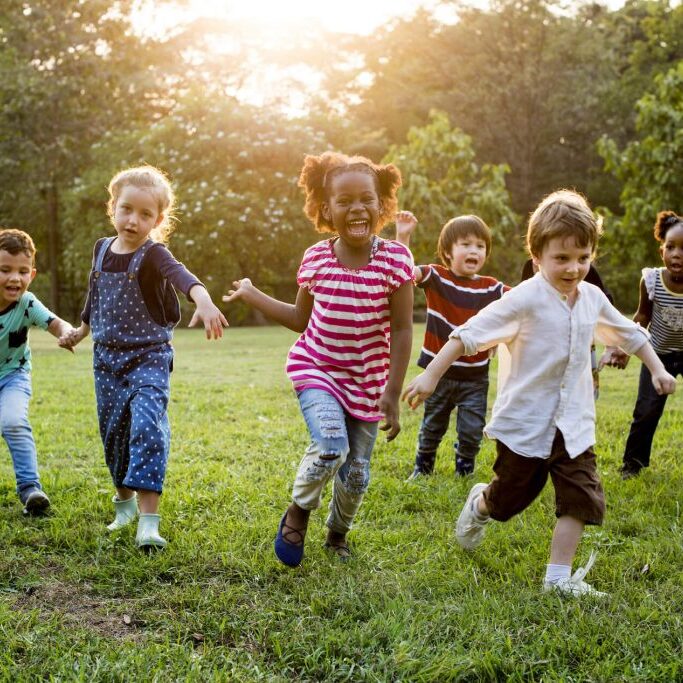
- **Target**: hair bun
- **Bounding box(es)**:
[661,214,679,228]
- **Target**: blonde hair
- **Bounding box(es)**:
[526,190,602,258]
[107,165,176,243]
[297,152,402,233]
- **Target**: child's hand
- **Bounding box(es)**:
[395,211,418,244]
[598,346,630,370]
[58,324,88,351]
[401,372,438,410]
[188,302,229,340]
[651,370,677,395]
[378,390,401,442]
[222,278,255,304]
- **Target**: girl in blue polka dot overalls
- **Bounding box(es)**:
[61,166,227,550]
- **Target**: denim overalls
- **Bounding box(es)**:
[91,237,177,493]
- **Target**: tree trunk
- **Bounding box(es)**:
[46,180,60,314]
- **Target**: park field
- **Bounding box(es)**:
[1,326,682,682]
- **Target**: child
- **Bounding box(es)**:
[60,166,227,550]
[223,152,414,567]
[619,211,683,479]
[402,190,677,596]
[394,211,508,478]
[0,229,73,515]
[520,258,629,397]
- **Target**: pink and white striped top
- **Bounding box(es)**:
[286,237,414,422]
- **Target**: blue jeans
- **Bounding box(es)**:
[414,374,488,473]
[0,370,42,494]
[622,351,683,469]
[292,388,379,534]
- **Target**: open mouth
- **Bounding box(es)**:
[347,220,369,236]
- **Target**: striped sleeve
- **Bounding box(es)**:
[384,240,415,293]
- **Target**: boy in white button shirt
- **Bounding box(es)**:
[403,190,677,596]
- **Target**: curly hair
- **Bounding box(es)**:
[0,228,36,263]
[107,165,176,244]
[297,152,402,233]
[526,189,602,258]
[653,210,683,242]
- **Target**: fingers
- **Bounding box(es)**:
[401,386,424,410]
[187,311,200,328]
[379,417,401,441]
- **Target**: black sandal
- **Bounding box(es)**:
[324,540,351,561]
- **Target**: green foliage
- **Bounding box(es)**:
[597,61,683,309]
[58,96,329,322]
[0,328,681,680]
[384,112,522,281]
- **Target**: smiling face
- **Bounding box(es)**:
[534,235,592,300]
[661,223,683,280]
[0,249,36,310]
[446,234,488,277]
[112,185,164,252]
[322,170,381,249]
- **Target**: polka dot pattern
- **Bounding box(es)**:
[90,237,174,494]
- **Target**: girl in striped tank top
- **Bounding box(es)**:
[620,211,683,479]
[224,152,414,567]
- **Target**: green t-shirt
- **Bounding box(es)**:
[0,292,54,379]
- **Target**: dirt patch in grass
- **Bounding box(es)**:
[7,567,146,641]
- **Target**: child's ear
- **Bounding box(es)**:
[155,212,165,228]
[321,203,331,221]
[29,268,37,283]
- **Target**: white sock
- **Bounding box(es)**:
[545,563,571,584]
[471,494,489,522]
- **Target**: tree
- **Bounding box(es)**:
[597,61,683,309]
[59,94,330,323]
[383,111,521,281]
[0,0,176,313]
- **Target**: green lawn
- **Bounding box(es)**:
[1,326,681,681]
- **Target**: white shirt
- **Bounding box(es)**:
[453,273,650,458]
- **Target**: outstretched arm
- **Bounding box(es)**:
[58,321,90,350]
[378,281,413,442]
[47,317,75,353]
[223,279,313,333]
[402,336,466,409]
[394,210,423,283]
[634,343,677,395]
[188,285,229,339]
[598,279,651,370]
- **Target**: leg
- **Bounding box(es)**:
[326,415,378,556]
[621,361,668,473]
[276,389,349,566]
[413,378,456,475]
[0,372,40,493]
[546,437,606,596]
[549,515,584,565]
[0,371,49,514]
[453,377,488,476]
[456,440,548,550]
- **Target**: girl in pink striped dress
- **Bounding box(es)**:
[224,152,414,567]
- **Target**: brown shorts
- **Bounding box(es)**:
[483,431,605,525]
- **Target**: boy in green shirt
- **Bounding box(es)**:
[0,229,73,514]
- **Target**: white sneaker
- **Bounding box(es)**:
[455,483,489,550]
[543,552,607,597]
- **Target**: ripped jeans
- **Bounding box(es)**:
[292,388,379,534]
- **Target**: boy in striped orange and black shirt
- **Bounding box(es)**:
[396,212,508,478]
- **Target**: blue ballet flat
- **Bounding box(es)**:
[274,512,305,567]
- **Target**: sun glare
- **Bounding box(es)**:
[135,0,443,37]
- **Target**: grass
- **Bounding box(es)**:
[0,325,681,682]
